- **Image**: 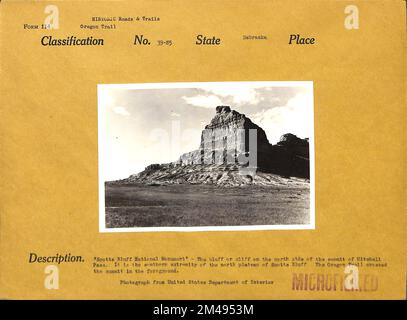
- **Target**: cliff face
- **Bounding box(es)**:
[116,106,310,186]
[178,106,271,167]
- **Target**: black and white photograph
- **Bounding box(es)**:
[98,82,315,232]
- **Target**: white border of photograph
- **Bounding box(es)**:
[98,81,315,233]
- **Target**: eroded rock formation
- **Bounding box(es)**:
[117,106,310,186]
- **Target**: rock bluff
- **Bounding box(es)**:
[119,106,310,186]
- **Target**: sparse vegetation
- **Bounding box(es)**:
[105,180,310,228]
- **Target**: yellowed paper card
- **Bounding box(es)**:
[0,0,405,300]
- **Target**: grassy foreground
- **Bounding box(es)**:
[105,180,310,228]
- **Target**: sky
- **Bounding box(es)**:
[99,82,313,181]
